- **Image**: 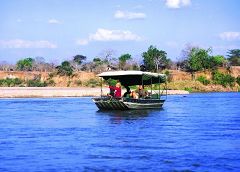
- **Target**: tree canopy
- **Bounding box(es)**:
[142,45,169,72]
[16,58,34,71]
[56,61,73,76]
[118,54,132,70]
[73,55,87,65]
[227,49,240,66]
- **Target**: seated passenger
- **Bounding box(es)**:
[108,82,121,98]
[130,90,139,99]
[135,85,148,98]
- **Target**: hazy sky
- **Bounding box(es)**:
[1,0,240,64]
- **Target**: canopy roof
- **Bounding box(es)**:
[98,70,166,86]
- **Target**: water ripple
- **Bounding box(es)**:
[0,93,240,171]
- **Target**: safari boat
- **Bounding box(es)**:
[92,70,167,110]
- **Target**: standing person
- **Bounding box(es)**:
[108,82,121,98]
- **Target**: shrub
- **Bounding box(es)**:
[164,70,172,82]
[48,72,55,79]
[184,87,193,92]
[67,80,71,87]
[212,71,235,87]
[236,76,240,86]
[27,79,47,87]
[197,76,210,85]
[47,79,55,86]
[85,78,100,87]
[0,78,23,87]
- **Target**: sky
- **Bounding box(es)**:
[0,0,240,64]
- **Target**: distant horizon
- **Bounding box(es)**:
[1,0,240,64]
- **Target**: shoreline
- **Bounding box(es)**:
[0,87,189,98]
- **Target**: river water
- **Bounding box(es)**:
[0,93,239,171]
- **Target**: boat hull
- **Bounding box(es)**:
[92,97,165,110]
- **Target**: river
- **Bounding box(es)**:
[0,93,239,171]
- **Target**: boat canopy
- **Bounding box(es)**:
[98,70,166,86]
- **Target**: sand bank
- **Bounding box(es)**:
[0,87,189,98]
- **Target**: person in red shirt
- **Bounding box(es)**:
[108,82,121,97]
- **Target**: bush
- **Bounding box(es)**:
[48,72,55,79]
[184,87,193,92]
[236,76,240,86]
[46,79,55,86]
[197,76,210,85]
[212,71,235,87]
[85,78,100,87]
[67,80,71,87]
[164,70,172,82]
[27,79,47,87]
[0,78,23,87]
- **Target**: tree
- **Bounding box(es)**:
[187,47,212,72]
[209,55,226,69]
[56,61,73,76]
[142,45,168,72]
[32,56,46,71]
[227,49,240,66]
[16,58,34,71]
[72,55,87,71]
[118,54,132,70]
[99,49,117,66]
[93,58,103,66]
[180,47,212,73]
[0,61,15,71]
[73,55,86,65]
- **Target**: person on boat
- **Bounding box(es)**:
[123,86,131,97]
[108,82,121,98]
[107,79,117,97]
[133,85,148,98]
[130,90,138,99]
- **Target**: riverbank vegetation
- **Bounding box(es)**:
[0,45,239,92]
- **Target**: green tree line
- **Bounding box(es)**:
[0,45,240,89]
[0,46,239,75]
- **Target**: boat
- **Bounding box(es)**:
[92,70,167,110]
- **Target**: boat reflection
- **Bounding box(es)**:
[96,108,163,124]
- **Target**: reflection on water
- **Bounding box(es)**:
[97,109,163,124]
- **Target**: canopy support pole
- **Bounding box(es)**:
[151,77,152,96]
[158,77,160,99]
[100,78,103,97]
[141,75,144,99]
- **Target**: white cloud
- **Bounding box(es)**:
[219,32,240,41]
[48,19,62,24]
[89,28,142,41]
[76,28,142,45]
[165,0,191,9]
[114,10,146,20]
[0,39,57,48]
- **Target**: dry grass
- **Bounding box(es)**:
[167,80,238,92]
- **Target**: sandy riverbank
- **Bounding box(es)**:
[0,87,189,98]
